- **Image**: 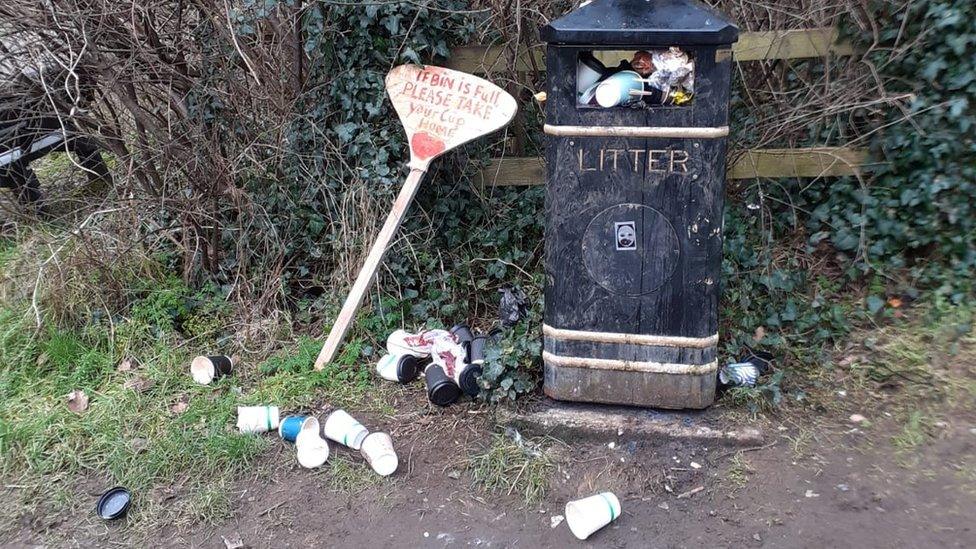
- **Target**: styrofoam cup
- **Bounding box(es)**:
[360,432,398,476]
[295,417,330,469]
[565,492,621,540]
[237,405,280,434]
[323,409,369,450]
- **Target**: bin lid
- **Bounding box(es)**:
[541,0,738,46]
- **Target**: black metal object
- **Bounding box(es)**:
[0,71,111,207]
[541,0,738,409]
[541,0,738,46]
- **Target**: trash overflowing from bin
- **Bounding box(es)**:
[576,47,695,108]
[376,323,502,407]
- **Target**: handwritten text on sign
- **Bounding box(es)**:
[386,65,517,168]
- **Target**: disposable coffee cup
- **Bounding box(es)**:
[190,355,233,385]
[594,70,643,107]
[386,329,430,358]
[323,409,369,450]
[449,324,474,345]
[237,405,280,434]
[360,432,398,477]
[295,417,330,469]
[577,52,607,95]
[454,362,483,397]
[424,363,461,406]
[278,415,309,443]
[565,492,622,540]
[470,335,487,365]
[376,353,423,383]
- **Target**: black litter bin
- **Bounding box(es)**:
[541,0,738,409]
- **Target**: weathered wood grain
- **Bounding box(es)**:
[446,28,852,73]
[475,148,873,186]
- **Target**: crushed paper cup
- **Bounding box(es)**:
[386,329,453,358]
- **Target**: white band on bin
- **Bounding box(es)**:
[543,324,718,348]
[543,124,729,139]
[543,350,718,375]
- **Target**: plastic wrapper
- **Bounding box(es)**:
[498,286,528,327]
[646,47,694,95]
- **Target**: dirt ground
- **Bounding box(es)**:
[7,374,973,549]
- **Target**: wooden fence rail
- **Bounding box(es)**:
[453,27,873,184]
[447,28,852,73]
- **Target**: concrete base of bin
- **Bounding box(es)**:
[499,399,763,447]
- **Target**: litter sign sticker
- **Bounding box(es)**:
[615,221,636,250]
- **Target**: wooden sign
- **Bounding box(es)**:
[314,66,517,370]
[385,64,518,171]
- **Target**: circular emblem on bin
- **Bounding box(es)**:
[581,203,680,296]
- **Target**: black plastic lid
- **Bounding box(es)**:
[541,0,738,46]
[397,354,423,383]
[96,487,131,520]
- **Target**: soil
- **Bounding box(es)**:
[8,383,971,549]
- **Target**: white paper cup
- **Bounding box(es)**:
[595,71,643,107]
[577,59,604,94]
[323,409,369,450]
[295,417,330,469]
[565,492,621,540]
[360,432,398,476]
[236,405,280,434]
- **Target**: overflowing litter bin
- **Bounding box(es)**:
[541,0,739,409]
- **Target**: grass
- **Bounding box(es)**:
[0,267,387,541]
[467,432,555,505]
[725,453,753,490]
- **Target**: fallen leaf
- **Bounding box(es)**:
[170,396,189,415]
[887,297,903,308]
[124,376,156,394]
[66,390,89,413]
[117,357,138,372]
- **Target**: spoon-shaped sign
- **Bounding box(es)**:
[315,65,517,370]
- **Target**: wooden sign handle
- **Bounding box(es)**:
[314,167,427,370]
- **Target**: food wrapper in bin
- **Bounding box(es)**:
[646,47,694,94]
